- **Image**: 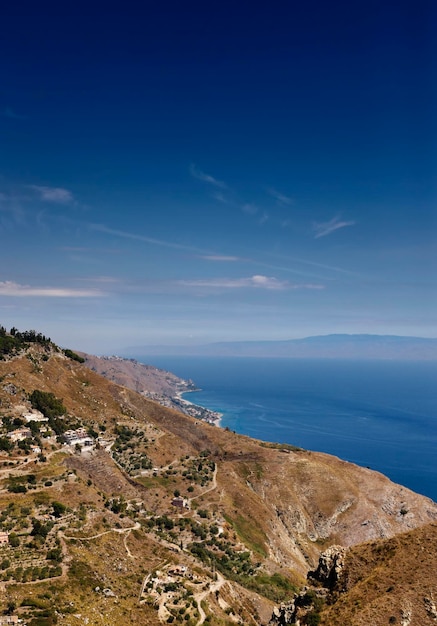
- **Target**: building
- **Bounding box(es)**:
[0,532,9,544]
[7,428,31,442]
[22,410,48,423]
[171,496,189,509]
[63,429,94,447]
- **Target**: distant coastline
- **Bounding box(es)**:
[174,390,223,426]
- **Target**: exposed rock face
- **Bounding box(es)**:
[268,587,327,625]
[308,544,347,589]
[401,601,413,626]
[269,602,295,625]
[269,547,346,624]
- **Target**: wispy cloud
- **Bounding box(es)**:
[90,223,209,254]
[178,275,324,291]
[259,212,269,225]
[29,185,74,204]
[190,164,228,189]
[201,255,241,262]
[0,281,104,298]
[211,192,231,204]
[267,188,293,206]
[75,276,120,284]
[269,254,361,278]
[313,216,355,238]
[241,203,258,215]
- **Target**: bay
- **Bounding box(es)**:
[135,356,437,502]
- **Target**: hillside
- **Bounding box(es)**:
[318,522,437,626]
[80,353,194,397]
[123,334,437,360]
[80,352,221,423]
[0,335,435,625]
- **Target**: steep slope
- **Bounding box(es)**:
[0,343,435,625]
[80,352,195,397]
[318,523,437,626]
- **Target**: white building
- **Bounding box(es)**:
[22,410,48,423]
[63,429,94,447]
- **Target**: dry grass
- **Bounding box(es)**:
[320,523,437,626]
[0,347,436,624]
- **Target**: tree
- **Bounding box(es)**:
[0,437,13,452]
[52,501,66,518]
[63,348,85,363]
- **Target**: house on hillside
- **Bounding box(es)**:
[7,428,31,442]
[63,428,94,447]
[22,410,48,423]
[171,496,189,509]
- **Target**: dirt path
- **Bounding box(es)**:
[193,571,226,625]
[187,465,218,508]
[64,521,140,560]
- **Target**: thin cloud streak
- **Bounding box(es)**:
[313,216,355,238]
[190,164,228,189]
[90,223,209,255]
[178,275,324,291]
[267,188,294,206]
[29,185,74,204]
[270,253,363,277]
[211,192,231,204]
[75,276,121,284]
[242,203,258,215]
[0,281,104,297]
[201,255,241,262]
[92,222,335,281]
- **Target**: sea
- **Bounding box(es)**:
[135,356,437,502]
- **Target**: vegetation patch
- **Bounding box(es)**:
[224,513,267,558]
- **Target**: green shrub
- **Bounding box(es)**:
[63,349,85,363]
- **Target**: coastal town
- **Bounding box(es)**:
[141,390,222,426]
[82,353,223,427]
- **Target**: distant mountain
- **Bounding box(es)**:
[122,334,437,360]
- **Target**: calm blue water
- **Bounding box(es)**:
[136,357,437,502]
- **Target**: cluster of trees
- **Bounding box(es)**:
[0,564,62,584]
[8,327,51,344]
[0,326,53,358]
[0,325,85,371]
[29,390,66,420]
[29,389,77,438]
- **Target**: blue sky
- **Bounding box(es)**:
[1,0,435,353]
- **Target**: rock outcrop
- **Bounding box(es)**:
[308,544,347,589]
[268,587,327,625]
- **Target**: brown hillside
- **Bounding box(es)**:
[0,344,435,625]
[319,522,437,626]
[80,352,192,397]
